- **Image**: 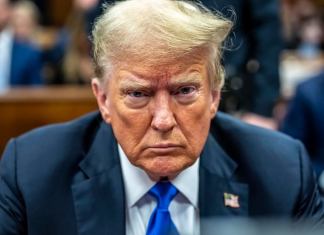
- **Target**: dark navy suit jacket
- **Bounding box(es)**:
[0,112,323,234]
[9,40,43,85]
[281,71,324,176]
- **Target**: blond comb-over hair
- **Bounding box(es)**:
[92,0,232,89]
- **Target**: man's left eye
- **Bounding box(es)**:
[174,86,196,95]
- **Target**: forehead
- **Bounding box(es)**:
[113,59,208,85]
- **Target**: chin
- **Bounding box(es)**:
[143,157,192,180]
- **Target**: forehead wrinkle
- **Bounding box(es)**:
[117,69,173,89]
[116,62,207,89]
[118,60,195,78]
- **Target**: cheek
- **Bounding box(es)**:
[111,100,151,133]
[183,121,210,150]
[176,100,212,152]
[108,100,151,156]
[177,94,213,125]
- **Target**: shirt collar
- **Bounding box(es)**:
[171,157,199,208]
[118,144,199,209]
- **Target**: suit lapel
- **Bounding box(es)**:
[199,134,249,219]
[71,122,125,235]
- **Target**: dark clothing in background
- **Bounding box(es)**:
[201,0,282,116]
[10,40,43,86]
[281,71,324,176]
[85,0,113,36]
[0,112,323,234]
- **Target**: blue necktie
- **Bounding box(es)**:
[146,181,179,235]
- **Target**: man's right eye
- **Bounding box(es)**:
[124,90,151,108]
[127,91,148,97]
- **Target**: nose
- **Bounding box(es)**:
[151,91,176,132]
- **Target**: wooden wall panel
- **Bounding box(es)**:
[0,86,98,155]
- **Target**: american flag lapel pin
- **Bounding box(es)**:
[224,192,240,208]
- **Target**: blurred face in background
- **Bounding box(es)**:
[0,0,10,31]
[11,2,39,42]
[300,17,323,45]
[74,0,99,11]
[92,57,220,180]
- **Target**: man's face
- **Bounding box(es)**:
[93,59,219,180]
[11,6,36,41]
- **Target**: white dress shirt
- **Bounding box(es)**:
[118,145,200,235]
[0,28,13,91]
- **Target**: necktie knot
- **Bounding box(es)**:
[149,181,178,210]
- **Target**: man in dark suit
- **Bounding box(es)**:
[0,0,42,88]
[0,1,323,234]
[281,71,324,178]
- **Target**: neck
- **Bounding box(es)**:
[148,173,178,182]
[159,176,169,181]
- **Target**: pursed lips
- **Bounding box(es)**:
[149,143,182,148]
[145,143,183,154]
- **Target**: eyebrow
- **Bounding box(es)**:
[170,72,203,86]
[118,70,204,89]
[118,74,151,88]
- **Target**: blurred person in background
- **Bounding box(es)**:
[280,70,324,193]
[282,0,315,47]
[282,0,323,58]
[0,0,43,90]
[61,0,94,84]
[11,0,40,45]
[279,1,324,195]
[201,0,282,128]
[282,0,323,50]
[44,0,94,84]
[296,14,323,59]
[279,0,323,113]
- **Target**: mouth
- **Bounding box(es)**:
[150,143,181,148]
[146,143,183,154]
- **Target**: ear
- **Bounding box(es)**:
[91,78,112,123]
[210,89,220,118]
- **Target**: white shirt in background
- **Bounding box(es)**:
[0,28,13,91]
